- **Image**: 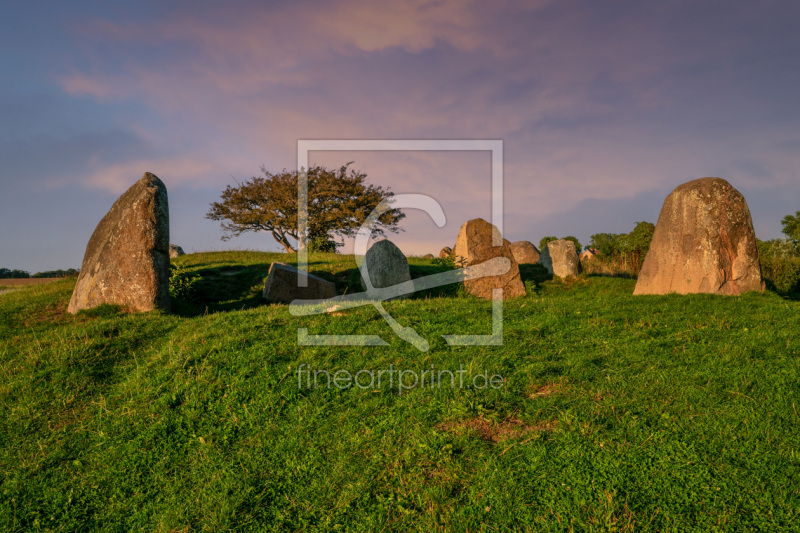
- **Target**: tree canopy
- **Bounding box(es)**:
[206,164,405,253]
[782,211,800,241]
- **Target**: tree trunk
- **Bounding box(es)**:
[273,231,297,253]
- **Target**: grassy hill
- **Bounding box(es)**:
[1,251,799,531]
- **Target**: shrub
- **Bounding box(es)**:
[538,236,557,251]
[431,254,467,270]
[307,235,341,254]
[760,256,800,295]
[169,263,201,301]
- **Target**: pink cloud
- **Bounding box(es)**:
[47,0,800,250]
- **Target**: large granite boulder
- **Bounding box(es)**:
[439,246,453,259]
[263,262,337,303]
[509,241,540,264]
[539,239,581,278]
[68,172,170,314]
[452,218,526,299]
[360,240,412,300]
[634,177,764,295]
[169,244,185,258]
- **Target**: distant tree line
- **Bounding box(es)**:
[0,269,30,279]
[0,268,79,279]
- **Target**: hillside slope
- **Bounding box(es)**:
[1,251,799,531]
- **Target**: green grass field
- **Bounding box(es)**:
[1,251,799,532]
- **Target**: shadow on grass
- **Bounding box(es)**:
[519,263,553,288]
[172,261,363,317]
[172,260,579,317]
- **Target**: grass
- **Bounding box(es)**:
[1,250,799,532]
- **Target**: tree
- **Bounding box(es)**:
[206,164,405,253]
[782,211,800,242]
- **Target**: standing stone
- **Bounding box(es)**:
[361,240,412,300]
[263,262,337,303]
[68,173,170,314]
[634,177,764,295]
[169,244,185,258]
[509,241,540,264]
[452,218,526,299]
[539,239,581,279]
[439,246,453,259]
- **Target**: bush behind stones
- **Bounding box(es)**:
[169,263,201,301]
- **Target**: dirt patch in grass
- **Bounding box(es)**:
[528,381,567,399]
[438,417,556,443]
[23,304,69,325]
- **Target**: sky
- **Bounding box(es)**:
[1,0,799,272]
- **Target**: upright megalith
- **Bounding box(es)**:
[538,239,581,279]
[68,172,170,313]
[509,241,540,264]
[361,239,412,300]
[634,177,764,295]
[263,262,337,304]
[452,218,526,299]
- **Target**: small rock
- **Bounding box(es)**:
[509,241,540,264]
[169,244,185,258]
[422,254,435,259]
[439,246,453,259]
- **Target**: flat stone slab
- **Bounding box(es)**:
[263,262,337,304]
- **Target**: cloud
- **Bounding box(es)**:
[81,157,224,193]
[40,0,800,241]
